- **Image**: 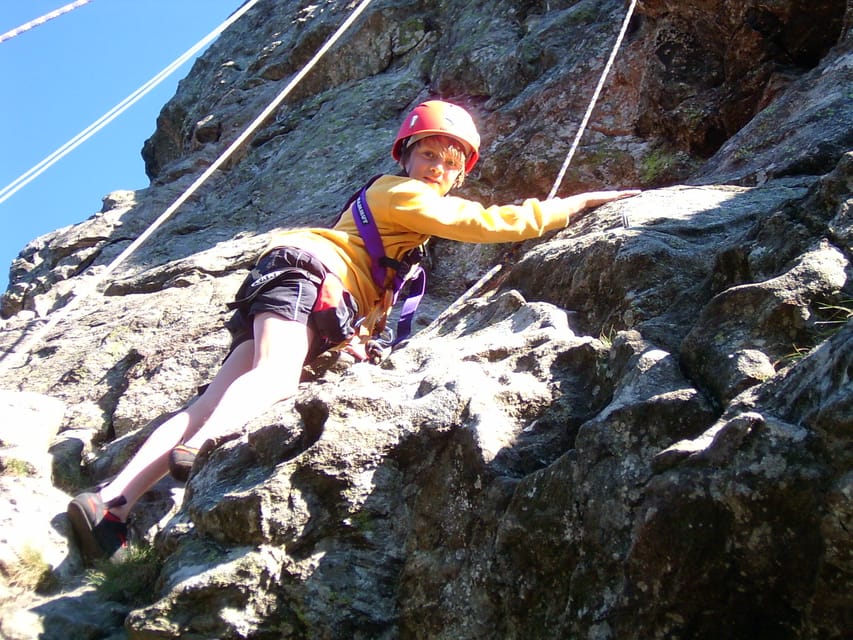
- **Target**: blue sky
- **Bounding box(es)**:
[0,0,244,293]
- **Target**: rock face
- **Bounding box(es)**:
[0,1,850,638]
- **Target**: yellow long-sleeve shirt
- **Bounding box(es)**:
[263,175,572,318]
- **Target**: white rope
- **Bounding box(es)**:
[0,0,261,206]
[0,0,94,44]
[547,0,638,199]
[2,0,374,370]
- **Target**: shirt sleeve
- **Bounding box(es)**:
[385,179,571,243]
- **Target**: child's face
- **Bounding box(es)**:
[404,136,465,196]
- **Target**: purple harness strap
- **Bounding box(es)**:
[351,186,426,344]
[352,189,387,288]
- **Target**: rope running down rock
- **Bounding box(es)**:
[547,0,638,200]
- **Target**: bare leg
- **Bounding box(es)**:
[182,312,312,449]
[99,339,255,519]
[99,312,311,521]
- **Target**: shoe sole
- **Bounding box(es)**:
[67,500,104,563]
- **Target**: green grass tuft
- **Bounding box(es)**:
[86,544,163,605]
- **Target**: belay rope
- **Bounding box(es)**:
[0,1,95,45]
[0,0,374,371]
[547,0,638,199]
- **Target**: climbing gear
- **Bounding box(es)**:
[341,177,428,346]
[226,247,359,354]
[548,0,638,200]
[1,0,374,372]
[168,444,200,482]
[67,492,128,564]
[392,100,481,173]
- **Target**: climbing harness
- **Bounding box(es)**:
[0,0,262,206]
[0,1,95,44]
[0,0,374,371]
[327,175,427,349]
[225,247,358,350]
[349,179,427,345]
[547,0,638,200]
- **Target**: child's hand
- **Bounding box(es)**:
[581,189,641,208]
[558,189,641,226]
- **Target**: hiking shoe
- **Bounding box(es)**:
[168,444,199,483]
[67,492,128,564]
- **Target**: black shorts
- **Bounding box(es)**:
[247,247,323,322]
[225,247,358,357]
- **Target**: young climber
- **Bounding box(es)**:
[67,99,639,562]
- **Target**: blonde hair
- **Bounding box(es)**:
[400,135,469,188]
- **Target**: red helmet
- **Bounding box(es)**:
[392,100,481,173]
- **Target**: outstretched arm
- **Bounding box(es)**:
[383,178,641,242]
